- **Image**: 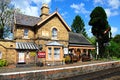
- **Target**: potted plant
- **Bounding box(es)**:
[65,55,71,64]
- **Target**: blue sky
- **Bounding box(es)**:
[12,0,120,37]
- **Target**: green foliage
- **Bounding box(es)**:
[112,34,120,44]
[88,36,96,45]
[0,0,14,39]
[89,6,111,58]
[29,52,36,57]
[90,6,107,19]
[65,55,71,64]
[106,38,120,58]
[89,6,111,43]
[71,15,88,38]
[0,59,8,67]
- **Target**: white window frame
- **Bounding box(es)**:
[48,48,52,60]
[54,48,60,60]
[0,52,2,59]
[52,28,57,39]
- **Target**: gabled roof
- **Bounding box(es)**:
[14,12,71,31]
[37,11,71,31]
[69,32,92,45]
[15,13,41,26]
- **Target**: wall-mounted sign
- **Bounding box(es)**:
[38,51,46,58]
[64,48,68,54]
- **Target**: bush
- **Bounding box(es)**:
[0,59,8,67]
[30,52,36,57]
[65,55,71,64]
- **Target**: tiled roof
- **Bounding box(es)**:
[69,32,92,45]
[15,13,41,26]
[16,42,38,50]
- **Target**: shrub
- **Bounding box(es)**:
[65,55,71,64]
[0,59,8,67]
[30,52,36,57]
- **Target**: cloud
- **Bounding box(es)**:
[11,0,51,17]
[105,9,119,18]
[111,27,118,37]
[93,0,104,5]
[85,26,93,37]
[92,0,120,18]
[61,12,68,18]
[55,0,64,2]
[70,3,89,14]
[108,0,120,9]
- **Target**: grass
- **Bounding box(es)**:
[111,57,120,61]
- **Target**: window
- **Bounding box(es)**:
[54,48,60,59]
[24,29,28,38]
[52,28,57,39]
[0,52,2,59]
[48,48,52,59]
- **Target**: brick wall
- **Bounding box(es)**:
[0,61,120,80]
[36,15,69,50]
[0,40,17,64]
[15,26,35,41]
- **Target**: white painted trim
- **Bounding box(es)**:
[0,52,2,59]
[0,61,119,76]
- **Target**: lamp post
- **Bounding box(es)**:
[96,41,99,60]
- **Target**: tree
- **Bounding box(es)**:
[71,15,88,38]
[106,34,120,58]
[0,0,14,39]
[112,34,120,45]
[89,6,111,58]
[106,40,120,58]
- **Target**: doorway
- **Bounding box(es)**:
[18,52,25,63]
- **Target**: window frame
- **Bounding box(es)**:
[24,28,28,38]
[0,52,2,59]
[48,47,52,60]
[54,48,60,60]
[52,28,57,39]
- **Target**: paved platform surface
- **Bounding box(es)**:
[0,60,105,73]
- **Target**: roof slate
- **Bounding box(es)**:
[69,32,92,45]
[16,42,38,50]
[15,13,41,26]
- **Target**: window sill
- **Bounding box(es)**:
[51,37,58,40]
[23,36,29,39]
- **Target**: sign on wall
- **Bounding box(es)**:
[38,51,46,58]
[64,48,68,54]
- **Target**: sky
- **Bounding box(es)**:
[11,0,120,37]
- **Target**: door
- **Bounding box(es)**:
[18,52,25,63]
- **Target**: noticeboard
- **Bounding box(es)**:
[38,51,46,58]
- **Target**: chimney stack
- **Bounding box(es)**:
[40,3,49,20]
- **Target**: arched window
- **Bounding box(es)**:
[24,28,28,38]
[52,28,57,39]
